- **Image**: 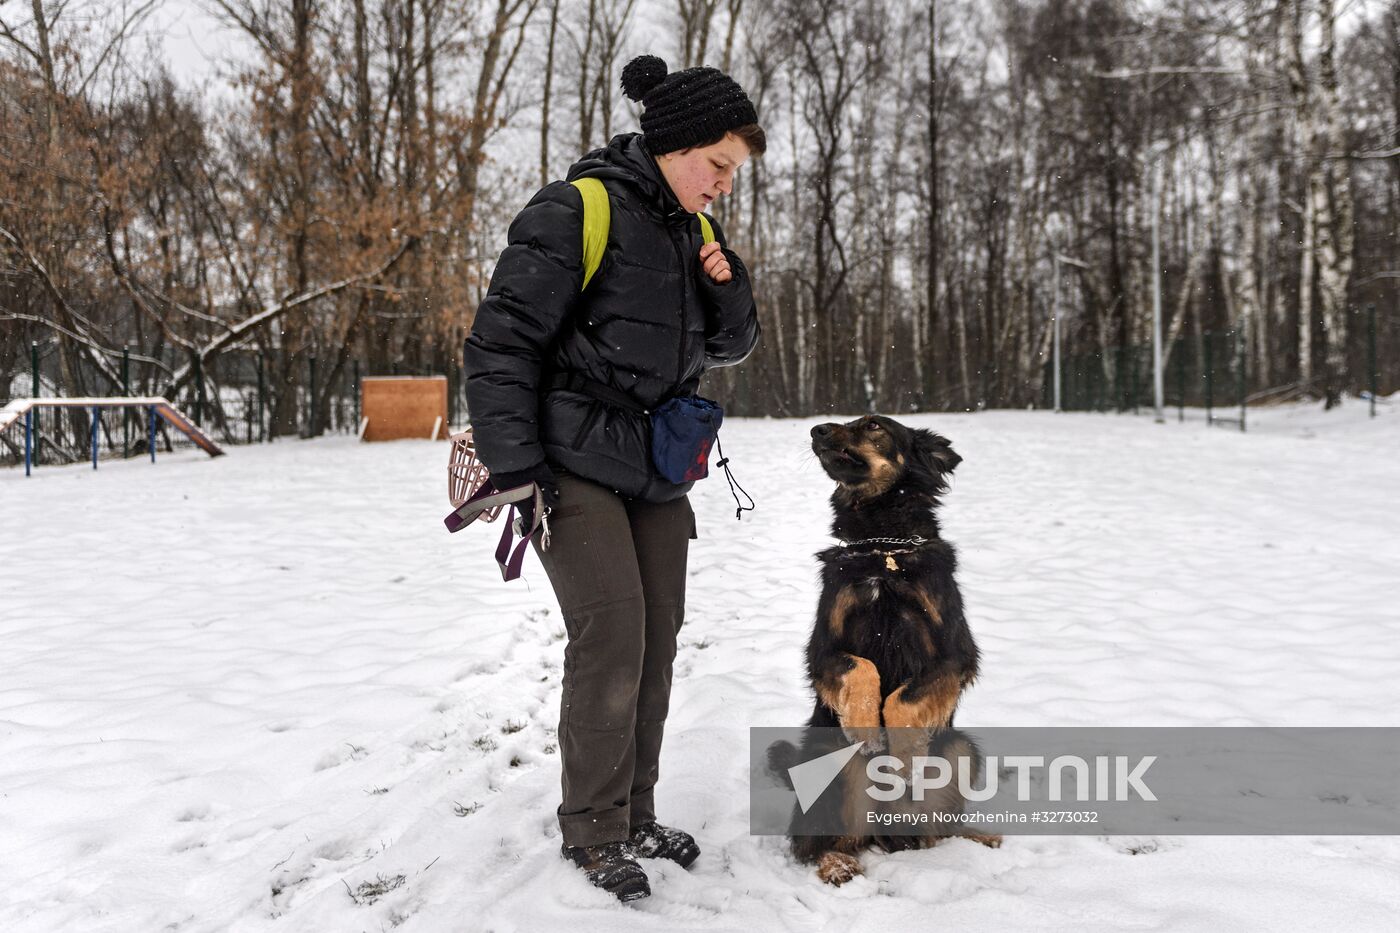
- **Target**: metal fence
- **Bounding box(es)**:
[4,304,1391,467]
[1042,303,1392,427]
[1044,331,1248,424]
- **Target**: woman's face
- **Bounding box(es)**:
[655,133,751,214]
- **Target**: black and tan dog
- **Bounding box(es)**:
[781,415,997,885]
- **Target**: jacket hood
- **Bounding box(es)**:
[566,132,687,218]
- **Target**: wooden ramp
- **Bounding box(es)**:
[0,397,224,456]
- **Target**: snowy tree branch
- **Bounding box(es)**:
[0,314,171,370]
[0,223,123,388]
[164,235,419,391]
[1090,66,1257,79]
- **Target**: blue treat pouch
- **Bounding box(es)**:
[651,395,724,483]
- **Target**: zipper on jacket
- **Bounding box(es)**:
[665,214,690,391]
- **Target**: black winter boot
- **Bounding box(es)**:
[560,841,651,902]
[627,821,701,868]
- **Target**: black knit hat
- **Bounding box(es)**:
[620,55,757,155]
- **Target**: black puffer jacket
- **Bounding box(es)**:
[464,133,760,502]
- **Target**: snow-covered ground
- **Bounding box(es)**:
[3,401,1398,932]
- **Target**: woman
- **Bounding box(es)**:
[463,55,765,902]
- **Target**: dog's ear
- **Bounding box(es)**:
[912,429,960,476]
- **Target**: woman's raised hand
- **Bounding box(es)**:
[699,241,732,284]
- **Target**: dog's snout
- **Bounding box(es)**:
[811,423,837,440]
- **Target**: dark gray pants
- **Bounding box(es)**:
[532,470,694,848]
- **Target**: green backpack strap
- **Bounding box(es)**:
[569,178,714,290]
[569,178,610,291]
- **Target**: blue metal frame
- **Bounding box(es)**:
[14,401,218,476]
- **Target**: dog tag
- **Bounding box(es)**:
[885,555,898,571]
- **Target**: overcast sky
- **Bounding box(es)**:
[141,0,247,89]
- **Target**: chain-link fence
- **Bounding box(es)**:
[1041,302,1394,427]
[1044,331,1249,427]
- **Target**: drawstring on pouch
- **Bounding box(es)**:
[713,435,754,520]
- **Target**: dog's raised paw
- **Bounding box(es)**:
[845,727,886,756]
[816,851,862,886]
[766,740,799,789]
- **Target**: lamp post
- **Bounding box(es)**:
[1151,157,1165,423]
[1053,253,1090,412]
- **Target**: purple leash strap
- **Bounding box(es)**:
[494,485,547,581]
[443,480,533,533]
[443,480,548,582]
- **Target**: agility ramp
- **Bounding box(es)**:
[0,397,224,461]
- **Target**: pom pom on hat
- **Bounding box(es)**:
[621,55,668,102]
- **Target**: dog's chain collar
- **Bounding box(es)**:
[831,535,932,571]
[837,535,929,550]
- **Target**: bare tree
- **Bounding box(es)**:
[4,0,1395,439]
[676,0,718,67]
